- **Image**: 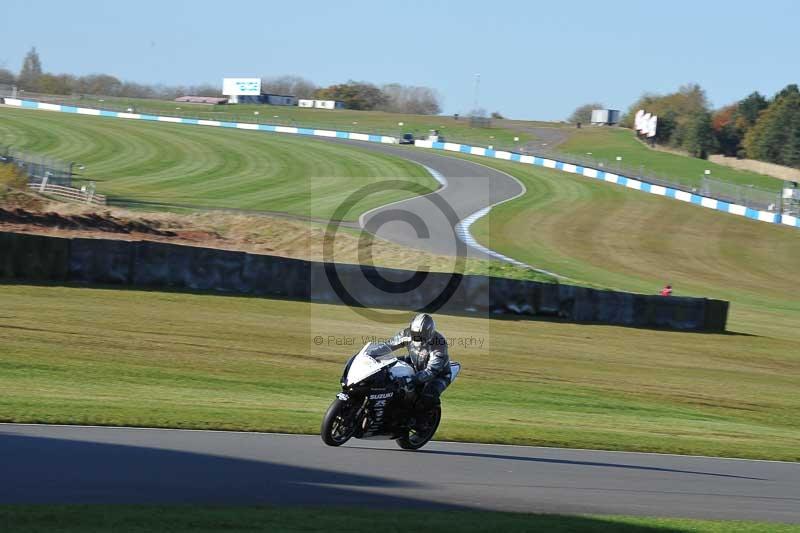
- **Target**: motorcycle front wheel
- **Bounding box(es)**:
[321,398,356,446]
[396,405,441,450]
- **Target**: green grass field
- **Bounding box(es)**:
[2,506,796,533]
[559,127,781,191]
[20,93,783,191]
[0,106,435,220]
[2,99,799,462]
[30,94,536,148]
[1,283,798,461]
[450,153,799,334]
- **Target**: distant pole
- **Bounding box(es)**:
[472,73,480,114]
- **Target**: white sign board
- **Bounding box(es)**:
[635,109,645,131]
[591,109,609,124]
[646,115,658,138]
[222,78,261,96]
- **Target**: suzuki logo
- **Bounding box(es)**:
[369,392,394,400]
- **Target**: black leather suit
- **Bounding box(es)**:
[387,327,451,408]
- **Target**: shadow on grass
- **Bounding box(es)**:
[0,506,701,533]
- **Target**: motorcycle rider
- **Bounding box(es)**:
[387,313,450,410]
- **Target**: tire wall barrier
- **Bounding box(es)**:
[0,232,729,331]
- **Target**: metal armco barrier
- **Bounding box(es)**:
[0,232,729,331]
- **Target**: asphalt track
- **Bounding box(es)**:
[1,424,798,523]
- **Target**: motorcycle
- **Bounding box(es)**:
[321,342,461,450]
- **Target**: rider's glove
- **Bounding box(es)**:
[415,370,431,383]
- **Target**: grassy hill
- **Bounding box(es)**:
[0,106,435,220]
[27,94,535,148]
[559,127,781,192]
[455,153,800,337]
[14,94,780,193]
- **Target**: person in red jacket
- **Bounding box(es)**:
[660,284,673,296]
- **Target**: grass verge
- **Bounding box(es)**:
[1,506,796,532]
[559,127,779,191]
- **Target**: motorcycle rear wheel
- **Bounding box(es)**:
[321,399,356,446]
[396,406,441,450]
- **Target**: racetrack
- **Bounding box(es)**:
[328,140,525,262]
[2,424,798,523]
[0,104,528,265]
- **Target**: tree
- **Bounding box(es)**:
[315,80,387,110]
[712,104,742,156]
[17,47,43,91]
[781,119,800,168]
[743,86,800,167]
[681,111,715,158]
[261,75,317,98]
[75,74,123,95]
[624,84,711,151]
[490,111,505,119]
[0,68,15,86]
[568,102,603,124]
[36,73,75,95]
[379,83,441,115]
[774,84,799,102]
[118,81,156,98]
[736,91,768,128]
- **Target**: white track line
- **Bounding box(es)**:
[429,158,568,280]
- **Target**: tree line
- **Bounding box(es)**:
[1,47,442,115]
[258,76,442,114]
[571,83,800,169]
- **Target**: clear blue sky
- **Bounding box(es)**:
[1,0,798,120]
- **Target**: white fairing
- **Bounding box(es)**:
[345,343,397,386]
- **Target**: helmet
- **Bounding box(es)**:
[410,313,435,343]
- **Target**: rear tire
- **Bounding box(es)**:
[321,399,355,447]
[396,406,441,450]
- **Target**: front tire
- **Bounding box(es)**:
[396,406,441,450]
[321,399,356,446]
